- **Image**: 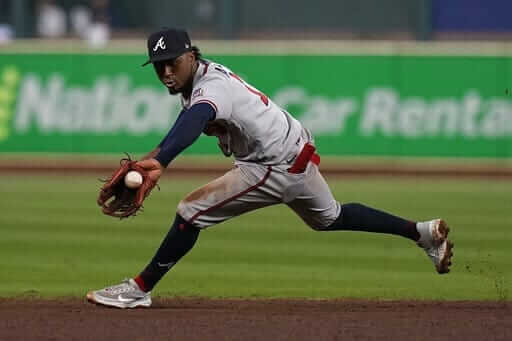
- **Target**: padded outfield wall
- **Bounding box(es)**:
[0,41,511,158]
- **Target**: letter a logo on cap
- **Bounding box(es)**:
[153,36,166,51]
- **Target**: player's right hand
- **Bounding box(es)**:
[136,158,164,183]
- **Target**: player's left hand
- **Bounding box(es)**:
[136,158,164,183]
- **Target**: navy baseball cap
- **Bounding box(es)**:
[142,28,192,66]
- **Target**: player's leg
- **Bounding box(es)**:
[141,164,278,283]
[286,163,453,273]
[134,213,200,292]
[324,202,420,240]
[286,164,419,240]
[176,163,278,228]
[87,164,280,308]
[326,205,454,274]
[133,165,278,293]
[86,213,198,309]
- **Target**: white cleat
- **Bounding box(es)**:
[416,219,454,274]
[86,279,152,309]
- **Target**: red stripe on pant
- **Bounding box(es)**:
[188,166,273,225]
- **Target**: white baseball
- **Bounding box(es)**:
[124,170,143,189]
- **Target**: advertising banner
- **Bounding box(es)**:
[0,53,511,157]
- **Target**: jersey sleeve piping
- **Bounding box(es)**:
[202,62,209,76]
[194,99,218,113]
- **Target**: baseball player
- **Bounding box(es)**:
[87,28,454,308]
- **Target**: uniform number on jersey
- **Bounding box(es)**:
[229,72,269,106]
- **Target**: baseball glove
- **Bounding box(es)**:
[97,155,158,218]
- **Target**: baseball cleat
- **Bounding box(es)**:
[86,278,152,309]
[416,219,454,274]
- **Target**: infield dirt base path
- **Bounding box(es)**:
[1,298,510,341]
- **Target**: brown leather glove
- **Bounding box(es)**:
[97,155,158,218]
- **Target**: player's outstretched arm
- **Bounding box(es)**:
[153,102,216,167]
[140,147,161,161]
[139,102,215,167]
[140,107,187,161]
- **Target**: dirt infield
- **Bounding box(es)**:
[1,298,510,341]
[2,157,512,178]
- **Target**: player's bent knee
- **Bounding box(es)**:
[303,219,332,231]
[298,201,342,232]
[177,199,191,220]
[309,224,330,231]
[177,198,207,226]
[303,211,341,231]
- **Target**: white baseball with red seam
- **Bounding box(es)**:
[124,171,143,189]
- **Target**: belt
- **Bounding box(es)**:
[287,142,320,174]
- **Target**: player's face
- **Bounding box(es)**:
[153,52,195,95]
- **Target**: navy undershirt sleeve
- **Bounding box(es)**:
[157,108,186,148]
[155,102,216,167]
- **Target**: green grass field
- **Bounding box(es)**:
[1,174,510,300]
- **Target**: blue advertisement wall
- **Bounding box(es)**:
[433,0,512,31]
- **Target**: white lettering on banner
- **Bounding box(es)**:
[87,78,111,132]
[125,89,165,135]
[460,91,480,138]
[481,99,509,137]
[14,74,180,134]
[360,88,397,136]
[359,88,512,138]
[273,87,356,134]
[11,76,512,138]
[398,98,425,137]
[425,100,458,137]
[15,75,59,132]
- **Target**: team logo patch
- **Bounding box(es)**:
[153,37,166,51]
[192,88,204,99]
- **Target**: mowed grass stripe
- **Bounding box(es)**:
[0,175,510,300]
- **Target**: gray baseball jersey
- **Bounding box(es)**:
[182,61,304,165]
[177,60,341,229]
